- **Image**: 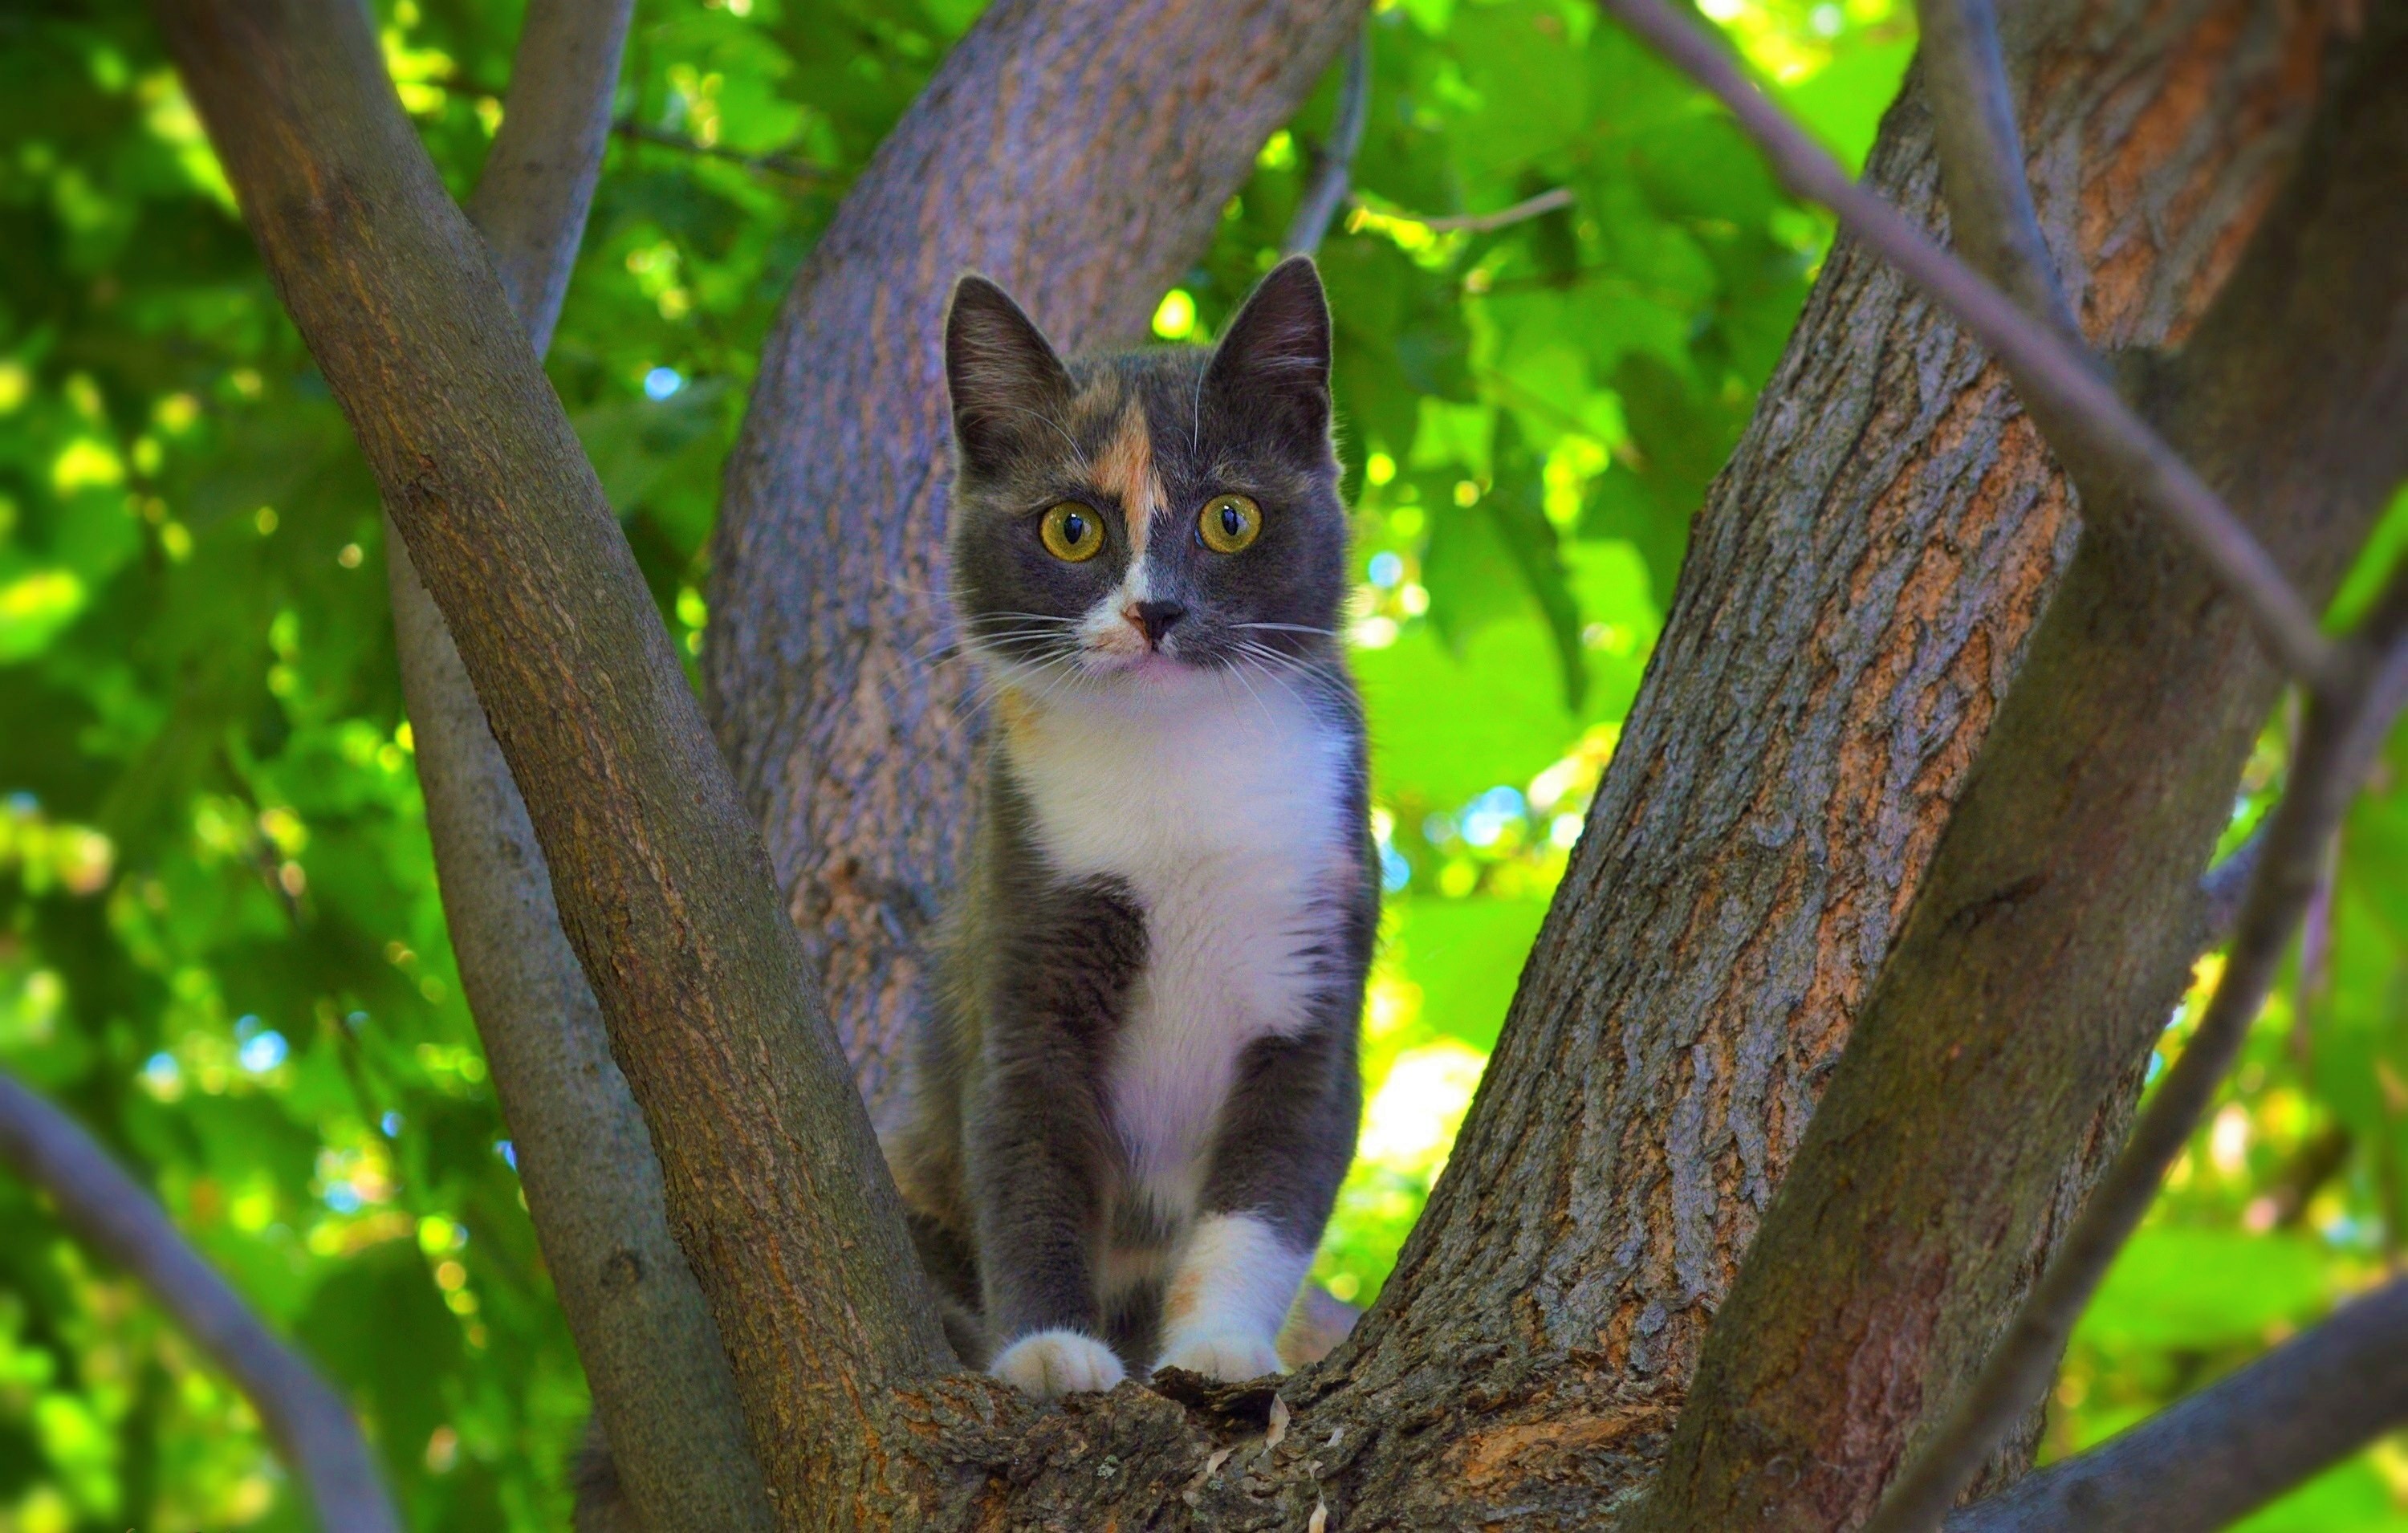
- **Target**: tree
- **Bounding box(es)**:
[3,0,2406,1527]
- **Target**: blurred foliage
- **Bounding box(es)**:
[0,0,2400,1527]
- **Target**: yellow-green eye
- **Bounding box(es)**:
[1039,502,1104,562]
[1199,494,1261,554]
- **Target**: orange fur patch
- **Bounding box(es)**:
[1092,405,1164,558]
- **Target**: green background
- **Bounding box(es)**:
[2,0,2402,1526]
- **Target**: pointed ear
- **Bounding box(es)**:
[945,274,1076,478]
[1203,256,1332,454]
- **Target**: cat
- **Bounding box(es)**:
[885,256,1377,1399]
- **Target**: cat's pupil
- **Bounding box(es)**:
[1064,512,1086,541]
[1218,506,1242,535]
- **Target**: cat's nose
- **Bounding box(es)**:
[1126,600,1186,649]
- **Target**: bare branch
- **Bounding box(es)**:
[1284,26,1373,256]
[1913,0,2076,336]
[381,0,775,1526]
[1865,618,2408,1533]
[2197,820,2268,949]
[612,120,839,185]
[1944,1276,2408,1533]
[153,0,951,1511]
[0,1071,398,1533]
[1359,185,1574,234]
[1595,0,2342,692]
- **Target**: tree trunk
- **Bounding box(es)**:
[160,0,2408,1520]
[705,0,1369,1116]
[1302,0,2353,1520]
[1632,6,2408,1523]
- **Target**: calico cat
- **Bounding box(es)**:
[887,257,1376,1399]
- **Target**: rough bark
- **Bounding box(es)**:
[721,0,2359,1526]
[1195,0,2335,1523]
[152,0,950,1521]
[381,0,775,1525]
[0,1072,399,1533]
[704,0,1368,1119]
[1634,6,2408,1527]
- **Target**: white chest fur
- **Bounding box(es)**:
[1002,673,1354,1213]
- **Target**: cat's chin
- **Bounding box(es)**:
[1081,651,1194,685]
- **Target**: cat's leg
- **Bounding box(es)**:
[970,874,1149,1399]
[1157,1020,1361,1381]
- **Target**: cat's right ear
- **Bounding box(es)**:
[945,275,1076,479]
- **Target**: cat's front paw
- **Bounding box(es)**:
[1157,1330,1286,1384]
[990,1329,1127,1399]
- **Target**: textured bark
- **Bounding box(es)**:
[1635,7,2408,1528]
[383,0,775,1526]
[1266,0,2339,1522]
[705,0,1368,1119]
[154,0,2408,1522]
[153,0,950,1522]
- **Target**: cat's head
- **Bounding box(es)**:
[942,258,1346,694]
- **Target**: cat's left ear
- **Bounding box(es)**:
[1204,255,1332,457]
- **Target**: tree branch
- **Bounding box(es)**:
[1596,0,2341,692]
[2197,821,2268,949]
[1613,12,2408,1527]
[0,1071,398,1533]
[1867,606,2408,1533]
[1284,25,1372,256]
[153,0,950,1517]
[1359,185,1574,234]
[611,120,838,185]
[380,0,775,1527]
[1944,1276,2408,1533]
[1912,0,2076,338]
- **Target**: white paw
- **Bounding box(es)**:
[990,1329,1127,1399]
[1157,1329,1286,1384]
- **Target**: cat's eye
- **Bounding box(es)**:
[1198,494,1262,554]
[1039,502,1104,562]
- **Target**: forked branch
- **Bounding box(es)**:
[0,1071,398,1533]
[153,0,950,1512]
[383,0,775,1524]
[1594,0,2340,690]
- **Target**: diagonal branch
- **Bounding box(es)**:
[0,1071,399,1533]
[380,0,775,1527]
[1284,25,1373,256]
[1596,0,2341,692]
[1913,0,2076,338]
[1944,1275,2408,1533]
[1867,604,2408,1533]
[152,0,951,1515]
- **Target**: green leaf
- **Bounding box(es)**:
[2074,1227,2333,1351]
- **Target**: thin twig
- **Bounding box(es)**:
[0,1071,400,1533]
[1865,619,2408,1533]
[612,118,838,184]
[1913,0,2077,337]
[1594,0,2342,693]
[1943,1275,2408,1533]
[1284,25,1372,257]
[1361,185,1575,234]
